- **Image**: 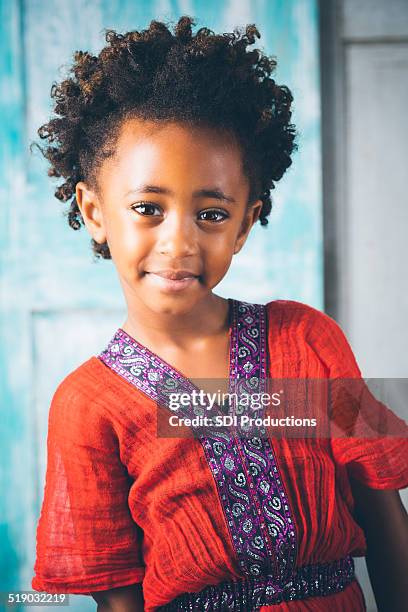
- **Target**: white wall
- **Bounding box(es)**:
[320,1,408,610]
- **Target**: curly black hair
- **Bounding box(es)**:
[35,15,297,260]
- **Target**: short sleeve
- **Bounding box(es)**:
[306,307,408,490]
[32,372,146,594]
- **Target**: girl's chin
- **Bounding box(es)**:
[146,299,199,317]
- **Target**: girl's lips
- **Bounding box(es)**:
[146,272,199,292]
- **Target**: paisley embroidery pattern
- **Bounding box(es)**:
[97,298,297,582]
[226,300,297,584]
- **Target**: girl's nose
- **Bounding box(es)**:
[156,212,198,258]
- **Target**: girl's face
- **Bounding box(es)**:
[76,118,262,317]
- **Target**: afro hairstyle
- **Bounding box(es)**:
[36,15,297,259]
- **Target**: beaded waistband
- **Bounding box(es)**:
[159,555,355,611]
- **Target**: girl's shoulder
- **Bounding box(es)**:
[48,345,157,438]
[264,298,340,338]
[47,355,133,441]
[51,355,111,409]
[264,298,361,377]
[265,297,331,320]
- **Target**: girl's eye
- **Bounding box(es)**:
[198,209,228,223]
[130,203,228,222]
[131,202,162,216]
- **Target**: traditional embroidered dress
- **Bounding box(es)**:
[32,299,408,611]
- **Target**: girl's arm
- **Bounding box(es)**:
[350,478,408,611]
[91,583,144,612]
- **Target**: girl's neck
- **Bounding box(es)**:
[121,292,230,351]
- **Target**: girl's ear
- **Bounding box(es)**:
[233,200,263,255]
[75,181,107,245]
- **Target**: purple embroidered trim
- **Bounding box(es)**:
[158,555,356,611]
[97,298,297,583]
[225,301,298,584]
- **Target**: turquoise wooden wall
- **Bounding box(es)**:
[0,1,321,610]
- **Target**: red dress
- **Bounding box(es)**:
[32,299,408,610]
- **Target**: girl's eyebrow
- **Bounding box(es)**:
[125,184,236,204]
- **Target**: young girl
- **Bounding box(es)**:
[32,16,408,612]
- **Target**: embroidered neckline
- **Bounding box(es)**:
[115,296,235,400]
[98,298,298,584]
